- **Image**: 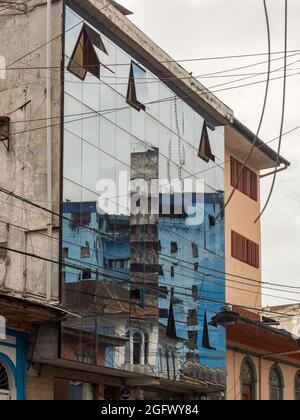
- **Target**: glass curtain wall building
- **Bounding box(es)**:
[61,4,226,386]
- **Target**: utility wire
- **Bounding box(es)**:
[6,69,300,143]
[1,239,298,320]
[215,0,272,220]
[5,0,116,68]
[256,0,289,222]
[2,210,300,305]
[0,184,299,293]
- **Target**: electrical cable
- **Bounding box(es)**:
[1,185,300,295]
[215,0,272,220]
[256,0,288,222]
[1,240,300,319]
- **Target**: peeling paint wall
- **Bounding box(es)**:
[0,1,63,300]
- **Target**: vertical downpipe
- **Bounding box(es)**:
[46,0,53,302]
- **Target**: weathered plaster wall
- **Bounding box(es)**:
[0,0,63,300]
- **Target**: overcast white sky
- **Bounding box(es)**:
[118,0,300,307]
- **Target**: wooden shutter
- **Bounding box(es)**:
[231,230,259,268]
[230,157,258,201]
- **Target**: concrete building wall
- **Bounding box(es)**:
[224,145,262,309]
[0,0,63,300]
[227,347,300,401]
[26,373,54,400]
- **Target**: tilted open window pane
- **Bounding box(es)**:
[202,311,216,350]
[0,117,10,151]
[126,62,147,111]
[198,121,215,163]
[68,24,108,80]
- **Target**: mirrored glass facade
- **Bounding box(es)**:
[61,5,226,388]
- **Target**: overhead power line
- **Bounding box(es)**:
[3,213,300,305]
[0,241,299,320]
[216,0,272,220]
[0,183,299,295]
[256,0,289,222]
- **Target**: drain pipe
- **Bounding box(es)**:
[46,0,53,302]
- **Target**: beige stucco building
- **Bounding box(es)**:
[223,120,300,401]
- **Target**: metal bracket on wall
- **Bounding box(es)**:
[0,117,10,151]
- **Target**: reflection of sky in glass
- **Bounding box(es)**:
[132,63,148,105]
[61,6,227,387]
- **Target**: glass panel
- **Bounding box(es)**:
[100,83,116,123]
[82,105,100,148]
[63,178,82,203]
[100,117,116,156]
[159,83,172,129]
[82,73,100,111]
[182,102,194,145]
[64,130,82,185]
[64,94,82,138]
[116,93,131,132]
[65,59,83,102]
[132,63,148,105]
[114,48,131,97]
[115,127,131,167]
[100,36,116,86]
[62,5,226,391]
[146,72,159,119]
[145,113,159,148]
[65,8,83,57]
[82,141,100,192]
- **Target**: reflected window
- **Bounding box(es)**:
[159,308,169,319]
[81,213,92,226]
[124,331,130,364]
[81,269,91,280]
[75,351,93,364]
[62,247,69,259]
[159,348,163,373]
[192,285,198,300]
[241,358,256,401]
[69,213,81,231]
[295,372,300,400]
[192,243,199,259]
[202,310,216,350]
[68,23,108,80]
[209,215,216,228]
[171,242,178,254]
[171,351,176,380]
[126,62,147,111]
[133,332,142,365]
[165,348,170,379]
[198,121,215,163]
[187,309,198,326]
[144,333,149,365]
[269,365,284,400]
[188,331,198,350]
[54,378,94,400]
[81,244,90,259]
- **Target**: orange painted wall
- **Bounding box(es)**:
[224,144,262,309]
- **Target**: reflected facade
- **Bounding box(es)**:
[61,5,226,388]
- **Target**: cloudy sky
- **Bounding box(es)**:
[118,0,300,307]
